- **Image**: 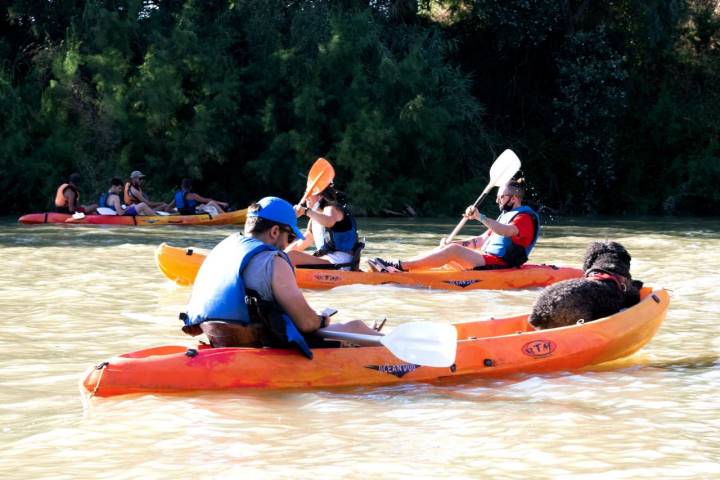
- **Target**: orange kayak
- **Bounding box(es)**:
[18,209,247,226]
[81,288,668,397]
[155,243,583,290]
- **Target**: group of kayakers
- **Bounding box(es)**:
[178,164,540,357]
[54,171,228,217]
[55,158,540,357]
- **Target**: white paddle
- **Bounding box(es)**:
[446,149,521,243]
[318,321,457,368]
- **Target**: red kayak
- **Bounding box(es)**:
[18,209,247,226]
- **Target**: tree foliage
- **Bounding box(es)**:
[1,0,718,215]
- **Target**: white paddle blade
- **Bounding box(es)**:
[383,322,457,368]
[489,149,521,188]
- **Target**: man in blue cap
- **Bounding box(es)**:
[180,196,330,356]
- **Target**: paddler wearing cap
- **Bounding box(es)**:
[123,170,169,212]
[179,197,340,357]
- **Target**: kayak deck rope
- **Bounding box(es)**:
[88,361,109,398]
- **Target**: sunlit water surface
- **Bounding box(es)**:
[1,216,718,479]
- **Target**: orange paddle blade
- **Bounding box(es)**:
[300,157,335,203]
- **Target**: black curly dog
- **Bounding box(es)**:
[528,241,643,330]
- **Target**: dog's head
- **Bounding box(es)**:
[582,241,632,278]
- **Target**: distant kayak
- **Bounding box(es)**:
[18,209,247,226]
[155,242,583,291]
[81,287,668,397]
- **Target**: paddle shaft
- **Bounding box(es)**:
[317,329,384,346]
[298,174,324,206]
[446,186,492,242]
[445,149,521,243]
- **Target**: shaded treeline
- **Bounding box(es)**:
[0,0,718,216]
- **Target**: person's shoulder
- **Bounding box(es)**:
[267,252,294,280]
[326,204,345,218]
[247,248,285,265]
[511,211,535,226]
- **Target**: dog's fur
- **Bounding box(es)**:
[528,241,643,330]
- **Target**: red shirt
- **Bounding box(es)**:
[481,213,536,266]
[508,213,535,248]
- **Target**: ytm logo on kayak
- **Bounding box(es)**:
[365,364,420,378]
[442,280,480,288]
[522,340,557,358]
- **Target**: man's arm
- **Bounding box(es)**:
[481,217,518,237]
[65,190,77,212]
[466,207,518,237]
[271,256,324,332]
[305,205,343,228]
[110,196,126,215]
[188,192,223,205]
[458,233,491,249]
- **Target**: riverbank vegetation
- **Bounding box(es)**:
[1,1,718,215]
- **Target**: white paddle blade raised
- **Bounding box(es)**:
[382,322,457,368]
[489,149,521,189]
[445,149,522,242]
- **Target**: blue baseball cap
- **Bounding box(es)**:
[248,196,305,240]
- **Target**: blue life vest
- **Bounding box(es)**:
[175,190,198,214]
[184,234,312,358]
[482,206,540,266]
[98,192,118,211]
[315,205,358,254]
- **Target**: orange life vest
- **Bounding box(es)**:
[54,184,79,207]
[124,182,143,205]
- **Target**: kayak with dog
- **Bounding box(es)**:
[82,287,668,397]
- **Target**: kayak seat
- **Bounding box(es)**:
[297,241,365,272]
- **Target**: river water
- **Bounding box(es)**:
[1,216,718,479]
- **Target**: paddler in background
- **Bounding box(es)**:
[98,178,156,216]
[54,172,97,214]
[285,184,361,270]
[368,178,540,272]
[124,170,169,212]
[166,178,229,215]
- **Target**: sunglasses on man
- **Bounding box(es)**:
[279,226,296,243]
